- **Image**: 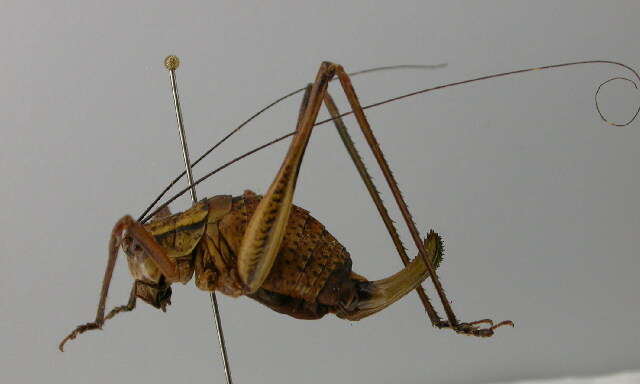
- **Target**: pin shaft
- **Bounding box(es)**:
[168,68,198,202]
[165,55,234,384]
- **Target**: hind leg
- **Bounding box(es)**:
[236,64,335,293]
[326,68,513,337]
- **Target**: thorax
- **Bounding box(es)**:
[144,195,235,286]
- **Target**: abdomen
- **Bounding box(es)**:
[217,191,352,303]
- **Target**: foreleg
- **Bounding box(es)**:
[59,216,179,351]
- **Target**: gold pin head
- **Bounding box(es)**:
[164,55,180,71]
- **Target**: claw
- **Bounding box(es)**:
[58,322,102,352]
[467,318,494,327]
[493,320,515,330]
[435,318,514,338]
[456,319,514,337]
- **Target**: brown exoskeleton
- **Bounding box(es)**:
[60,59,639,351]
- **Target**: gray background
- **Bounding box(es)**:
[1,1,639,384]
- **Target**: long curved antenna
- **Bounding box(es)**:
[141,60,640,222]
[318,60,639,127]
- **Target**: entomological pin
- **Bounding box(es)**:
[59,58,639,356]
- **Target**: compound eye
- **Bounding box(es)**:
[121,236,132,248]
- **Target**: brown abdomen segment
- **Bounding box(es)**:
[217,191,352,303]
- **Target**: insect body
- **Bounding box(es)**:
[60,59,638,351]
[128,190,443,321]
